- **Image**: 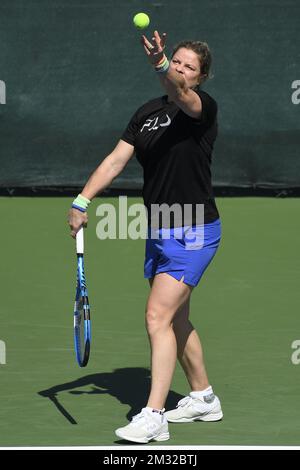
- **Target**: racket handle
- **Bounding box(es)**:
[76,227,84,254]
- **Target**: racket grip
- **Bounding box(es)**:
[76,227,84,254]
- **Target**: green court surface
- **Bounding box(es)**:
[0,197,300,447]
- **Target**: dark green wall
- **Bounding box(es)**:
[0,0,300,189]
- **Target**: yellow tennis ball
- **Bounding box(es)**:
[133,12,150,30]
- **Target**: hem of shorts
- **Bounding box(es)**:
[144,270,197,287]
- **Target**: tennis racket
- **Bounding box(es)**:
[74,227,91,367]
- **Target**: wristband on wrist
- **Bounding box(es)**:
[155,55,167,67]
[72,204,87,213]
[72,194,91,212]
[155,56,170,73]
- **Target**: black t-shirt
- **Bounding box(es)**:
[121,88,220,227]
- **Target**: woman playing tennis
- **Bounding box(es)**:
[68,30,223,444]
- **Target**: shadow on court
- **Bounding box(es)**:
[38,367,184,427]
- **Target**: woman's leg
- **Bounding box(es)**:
[148,278,210,392]
[145,273,193,410]
[162,292,223,424]
[172,299,210,391]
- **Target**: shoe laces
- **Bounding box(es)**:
[177,396,193,408]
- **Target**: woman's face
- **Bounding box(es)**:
[170,47,202,89]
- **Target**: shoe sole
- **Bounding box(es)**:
[166,411,223,423]
[115,430,170,444]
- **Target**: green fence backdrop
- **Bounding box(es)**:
[0,0,300,191]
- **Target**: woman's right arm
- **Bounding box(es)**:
[68,139,135,237]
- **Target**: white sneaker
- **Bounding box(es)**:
[115,407,170,444]
[165,392,223,423]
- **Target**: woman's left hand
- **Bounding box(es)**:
[141,30,167,65]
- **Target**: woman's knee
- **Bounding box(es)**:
[145,306,173,335]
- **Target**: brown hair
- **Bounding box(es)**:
[171,41,212,85]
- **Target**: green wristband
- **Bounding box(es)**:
[155,58,170,73]
[72,194,91,211]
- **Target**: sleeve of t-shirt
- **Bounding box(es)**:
[121,108,140,147]
[191,89,217,127]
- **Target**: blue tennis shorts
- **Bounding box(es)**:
[144,218,221,287]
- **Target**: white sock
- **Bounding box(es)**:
[190,386,214,399]
[145,407,164,414]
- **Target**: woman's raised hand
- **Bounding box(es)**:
[141,30,167,65]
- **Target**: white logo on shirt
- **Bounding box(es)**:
[140,114,171,133]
